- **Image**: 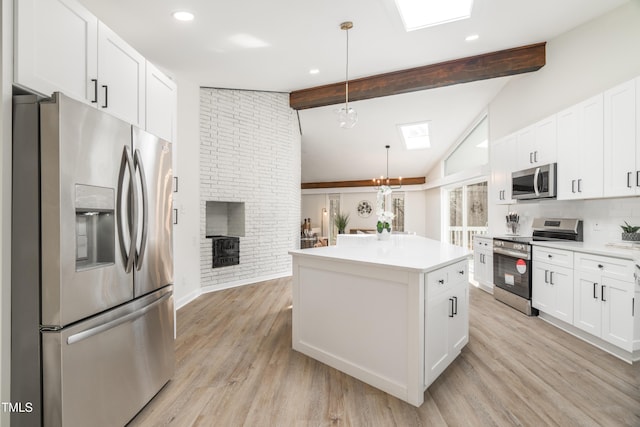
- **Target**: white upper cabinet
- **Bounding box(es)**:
[603,78,640,197]
[14,0,166,130]
[490,135,516,205]
[14,0,98,103]
[145,61,177,142]
[516,115,557,170]
[557,94,604,200]
[97,22,146,127]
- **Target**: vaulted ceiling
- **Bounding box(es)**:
[78,0,629,184]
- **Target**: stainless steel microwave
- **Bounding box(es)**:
[511,163,557,200]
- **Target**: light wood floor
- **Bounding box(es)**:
[128,277,640,426]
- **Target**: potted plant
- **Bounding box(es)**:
[375,185,395,240]
[620,221,640,241]
[334,212,350,234]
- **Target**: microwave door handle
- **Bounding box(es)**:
[533,167,541,197]
[133,149,148,270]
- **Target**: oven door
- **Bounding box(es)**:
[493,250,532,299]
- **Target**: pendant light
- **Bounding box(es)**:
[373,145,402,189]
[336,21,357,129]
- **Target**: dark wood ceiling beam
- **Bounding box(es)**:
[290,42,546,110]
[301,177,425,190]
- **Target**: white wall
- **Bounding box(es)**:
[301,187,427,237]
[490,1,640,140]
[172,75,202,309]
[200,88,300,291]
[488,1,640,241]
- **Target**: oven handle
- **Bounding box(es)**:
[493,247,531,260]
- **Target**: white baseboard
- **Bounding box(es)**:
[175,270,293,311]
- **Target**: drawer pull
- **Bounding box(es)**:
[597,264,604,269]
[438,279,445,285]
[458,270,465,275]
[548,254,553,259]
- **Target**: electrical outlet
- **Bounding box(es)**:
[593,222,601,232]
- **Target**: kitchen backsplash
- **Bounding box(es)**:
[490,197,640,244]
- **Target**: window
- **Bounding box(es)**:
[392,193,405,232]
[445,181,487,249]
[444,115,488,176]
[328,194,341,245]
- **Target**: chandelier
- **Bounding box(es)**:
[373,145,402,189]
[335,21,357,129]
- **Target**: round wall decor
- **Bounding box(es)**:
[357,200,373,218]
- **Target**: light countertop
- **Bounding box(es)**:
[289,234,471,273]
[530,240,640,265]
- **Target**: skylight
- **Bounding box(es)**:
[394,0,474,32]
[398,121,431,150]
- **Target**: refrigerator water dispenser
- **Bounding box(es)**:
[75,184,115,270]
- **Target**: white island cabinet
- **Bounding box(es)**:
[289,235,471,407]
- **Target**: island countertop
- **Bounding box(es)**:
[288,234,471,273]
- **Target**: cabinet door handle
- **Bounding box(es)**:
[453,296,458,315]
[449,298,455,318]
[632,297,635,317]
[529,152,533,164]
[549,271,554,285]
[534,151,538,163]
[102,85,108,108]
[571,180,576,193]
[593,282,598,300]
[173,208,178,225]
[577,179,582,193]
[601,285,606,302]
[627,172,632,188]
[91,79,98,103]
[544,270,549,283]
[636,171,640,187]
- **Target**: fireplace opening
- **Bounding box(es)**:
[207,235,240,268]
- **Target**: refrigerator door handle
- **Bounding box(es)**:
[117,146,138,273]
[133,149,149,270]
[66,291,171,345]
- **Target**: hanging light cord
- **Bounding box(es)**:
[345,25,350,110]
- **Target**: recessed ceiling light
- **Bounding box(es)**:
[309,68,320,75]
[172,11,194,22]
[395,0,473,32]
[398,121,431,150]
[465,34,479,42]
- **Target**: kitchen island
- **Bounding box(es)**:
[289,234,471,407]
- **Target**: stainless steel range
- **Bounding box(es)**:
[493,218,583,315]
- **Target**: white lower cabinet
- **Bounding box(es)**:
[425,261,469,387]
[532,247,574,323]
[532,261,574,323]
[573,253,636,352]
[473,236,493,290]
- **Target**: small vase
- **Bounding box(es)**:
[377,229,391,241]
[621,232,640,241]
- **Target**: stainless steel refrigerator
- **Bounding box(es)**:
[11,92,175,427]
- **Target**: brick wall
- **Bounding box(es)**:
[200,88,301,289]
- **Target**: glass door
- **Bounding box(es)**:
[445,181,488,250]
